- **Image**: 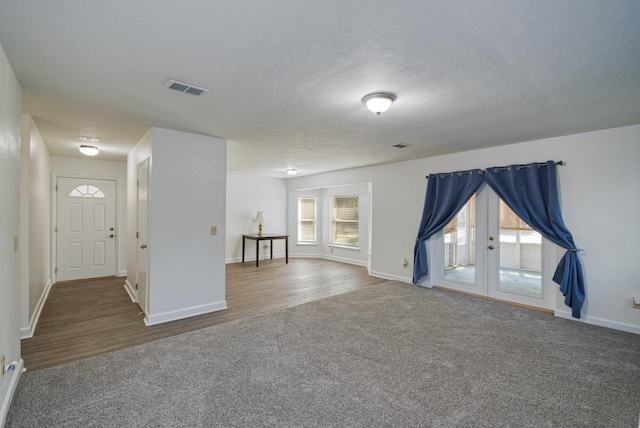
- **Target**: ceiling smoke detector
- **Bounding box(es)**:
[77,135,100,143]
[165,79,210,96]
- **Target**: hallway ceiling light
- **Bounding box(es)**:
[286,168,298,176]
[79,145,99,156]
[362,93,396,116]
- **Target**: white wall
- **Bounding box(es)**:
[19,115,50,338]
[127,128,227,325]
[49,155,127,277]
[287,183,370,266]
[0,41,23,426]
[288,125,640,334]
[226,174,287,262]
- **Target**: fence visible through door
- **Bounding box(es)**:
[56,177,117,281]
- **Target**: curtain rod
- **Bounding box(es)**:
[425,160,564,179]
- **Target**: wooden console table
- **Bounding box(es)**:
[242,234,289,267]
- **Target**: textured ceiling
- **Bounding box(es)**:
[0,1,639,177]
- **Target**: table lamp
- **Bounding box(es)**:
[255,211,266,237]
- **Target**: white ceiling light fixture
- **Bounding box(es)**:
[79,145,99,156]
[286,168,298,176]
[362,93,396,116]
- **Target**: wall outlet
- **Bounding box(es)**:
[633,295,640,310]
[13,236,18,252]
[402,257,408,268]
[1,355,4,375]
[210,226,217,235]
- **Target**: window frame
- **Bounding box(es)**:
[297,197,317,244]
[68,184,106,199]
[330,194,360,249]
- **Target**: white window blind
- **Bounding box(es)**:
[331,195,359,247]
[298,198,317,242]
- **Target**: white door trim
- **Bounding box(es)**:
[51,173,121,284]
[136,158,150,317]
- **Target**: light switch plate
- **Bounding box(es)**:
[210,226,217,236]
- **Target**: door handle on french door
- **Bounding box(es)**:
[140,245,147,249]
[488,245,494,250]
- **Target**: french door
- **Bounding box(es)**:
[432,183,555,310]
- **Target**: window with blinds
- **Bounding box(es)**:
[298,198,317,242]
[330,195,359,247]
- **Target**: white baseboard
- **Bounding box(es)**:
[288,253,368,267]
[118,270,127,277]
[322,254,368,267]
[123,280,137,303]
[0,359,24,427]
[554,309,640,335]
[20,279,53,339]
[288,253,324,259]
[369,270,413,284]
[226,253,286,264]
[144,300,228,326]
[227,253,368,269]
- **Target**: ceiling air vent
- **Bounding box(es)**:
[392,143,411,149]
[165,79,210,96]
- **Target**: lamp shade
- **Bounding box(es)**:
[255,211,266,223]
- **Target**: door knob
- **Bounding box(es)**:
[140,244,147,249]
[489,236,494,241]
[488,245,494,250]
[110,234,115,238]
[110,227,114,231]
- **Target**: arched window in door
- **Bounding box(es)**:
[68,184,105,198]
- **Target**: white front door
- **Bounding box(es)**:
[57,177,117,281]
[136,160,149,315]
[433,184,554,310]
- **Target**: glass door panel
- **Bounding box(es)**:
[443,195,476,284]
[497,199,542,297]
[434,185,553,310]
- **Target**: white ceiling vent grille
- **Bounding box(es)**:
[392,143,411,149]
[165,79,210,96]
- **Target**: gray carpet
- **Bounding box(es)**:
[7,281,640,427]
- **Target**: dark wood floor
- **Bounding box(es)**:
[22,258,386,371]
